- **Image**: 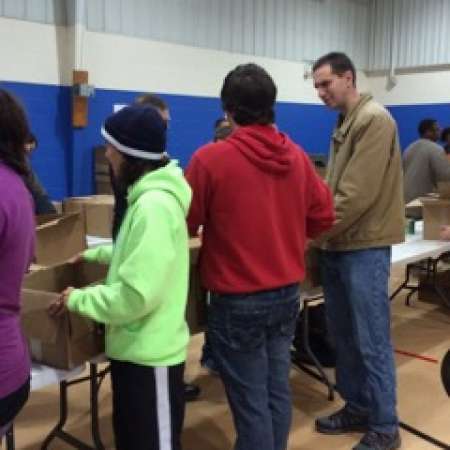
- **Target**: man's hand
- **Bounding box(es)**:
[68,252,84,264]
[47,287,75,317]
[440,225,450,241]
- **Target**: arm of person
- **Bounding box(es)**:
[82,245,114,264]
[321,114,397,241]
[303,156,335,239]
[185,154,211,237]
[430,149,450,182]
[27,170,57,215]
[67,202,175,325]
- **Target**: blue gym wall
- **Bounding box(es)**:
[4,79,449,201]
[387,104,450,150]
[0,80,337,199]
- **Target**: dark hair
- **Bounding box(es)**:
[441,127,450,143]
[0,89,31,177]
[135,93,168,112]
[117,154,170,192]
[214,125,233,142]
[26,132,37,147]
[418,119,437,137]
[220,63,277,126]
[214,117,228,129]
[313,52,357,86]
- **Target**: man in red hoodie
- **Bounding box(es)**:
[185,63,335,450]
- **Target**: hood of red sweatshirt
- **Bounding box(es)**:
[227,124,296,175]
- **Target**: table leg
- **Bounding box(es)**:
[5,424,14,450]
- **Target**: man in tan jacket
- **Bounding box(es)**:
[312,52,404,450]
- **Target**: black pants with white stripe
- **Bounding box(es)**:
[110,360,185,450]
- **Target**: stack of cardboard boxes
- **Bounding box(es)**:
[22,200,207,369]
[408,183,450,306]
[63,195,115,238]
[22,261,108,369]
[94,146,113,195]
[418,182,450,239]
[34,213,86,267]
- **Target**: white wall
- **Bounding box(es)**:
[369,71,450,105]
[84,0,371,70]
[0,17,71,85]
[83,30,324,103]
[0,16,369,105]
[82,29,370,102]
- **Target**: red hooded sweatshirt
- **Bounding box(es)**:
[185,124,335,294]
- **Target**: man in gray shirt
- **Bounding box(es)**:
[403,119,450,203]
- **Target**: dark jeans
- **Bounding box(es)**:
[320,247,398,434]
[0,378,30,427]
[0,378,30,442]
[208,283,300,450]
[110,360,185,450]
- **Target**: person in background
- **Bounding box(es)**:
[23,133,57,215]
[403,119,450,204]
[186,63,335,450]
[111,94,170,239]
[200,117,234,374]
[441,127,450,158]
[312,52,404,450]
[110,93,200,402]
[0,89,35,441]
[49,105,191,450]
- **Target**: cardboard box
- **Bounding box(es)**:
[405,198,423,219]
[23,239,206,368]
[95,174,113,195]
[94,146,113,194]
[186,238,207,334]
[421,197,450,239]
[94,146,109,174]
[51,201,63,214]
[21,261,108,369]
[438,182,450,199]
[35,213,86,266]
[64,195,114,238]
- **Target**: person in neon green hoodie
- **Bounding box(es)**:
[49,104,192,450]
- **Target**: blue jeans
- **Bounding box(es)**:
[208,284,300,450]
[320,248,398,434]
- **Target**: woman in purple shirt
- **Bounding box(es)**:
[0,89,35,438]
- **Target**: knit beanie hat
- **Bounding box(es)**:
[101,104,168,160]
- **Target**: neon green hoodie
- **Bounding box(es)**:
[68,161,192,366]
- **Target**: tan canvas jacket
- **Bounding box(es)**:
[320,94,405,251]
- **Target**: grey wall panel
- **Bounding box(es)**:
[27,0,48,22]
[4,0,26,18]
[87,0,105,31]
[370,0,450,70]
[0,0,67,25]
[3,0,26,19]
[83,0,371,68]
[0,0,371,68]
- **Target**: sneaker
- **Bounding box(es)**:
[316,406,369,435]
[353,430,401,450]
